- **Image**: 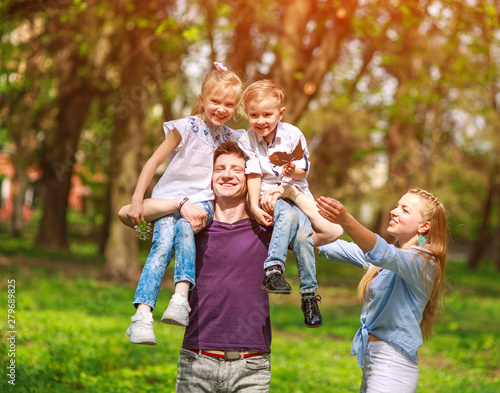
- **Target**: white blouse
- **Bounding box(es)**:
[151,116,243,202]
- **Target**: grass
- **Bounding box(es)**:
[0,242,499,392]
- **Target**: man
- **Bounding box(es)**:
[175,141,273,392]
[124,141,342,391]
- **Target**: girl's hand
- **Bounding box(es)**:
[180,201,209,233]
[252,206,274,227]
[127,201,145,226]
[282,163,295,177]
[316,196,349,226]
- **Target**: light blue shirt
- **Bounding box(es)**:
[319,235,436,368]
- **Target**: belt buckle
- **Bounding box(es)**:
[224,351,240,360]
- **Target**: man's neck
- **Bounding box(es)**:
[213,199,249,224]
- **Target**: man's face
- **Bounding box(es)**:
[212,153,247,201]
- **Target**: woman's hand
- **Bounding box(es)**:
[180,201,209,233]
[316,196,349,226]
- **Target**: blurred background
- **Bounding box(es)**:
[1,0,499,278]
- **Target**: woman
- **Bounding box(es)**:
[261,187,447,393]
[318,189,447,393]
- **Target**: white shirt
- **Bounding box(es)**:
[238,121,313,198]
[152,116,243,202]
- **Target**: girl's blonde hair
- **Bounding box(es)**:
[191,69,245,119]
[357,188,447,339]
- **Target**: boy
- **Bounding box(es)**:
[238,79,322,328]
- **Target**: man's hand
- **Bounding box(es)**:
[180,201,209,233]
[261,186,286,214]
[251,206,273,226]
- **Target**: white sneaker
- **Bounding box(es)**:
[161,294,191,326]
[126,311,157,345]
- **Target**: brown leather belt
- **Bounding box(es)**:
[187,349,268,360]
[368,333,383,342]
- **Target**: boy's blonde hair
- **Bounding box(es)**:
[242,79,284,108]
[191,69,245,118]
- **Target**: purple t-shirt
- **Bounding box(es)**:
[182,218,273,353]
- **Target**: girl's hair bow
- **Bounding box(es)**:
[213,62,228,71]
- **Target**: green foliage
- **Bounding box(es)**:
[134,220,153,241]
[0,256,499,392]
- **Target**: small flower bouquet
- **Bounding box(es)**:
[134,220,152,241]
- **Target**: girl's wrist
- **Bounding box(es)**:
[131,195,143,204]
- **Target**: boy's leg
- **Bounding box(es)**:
[127,215,176,344]
[290,204,323,328]
[162,201,214,326]
[262,199,295,294]
[290,205,316,293]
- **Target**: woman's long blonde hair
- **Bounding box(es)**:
[191,68,245,119]
[357,188,447,339]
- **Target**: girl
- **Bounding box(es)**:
[119,63,244,345]
[316,189,447,393]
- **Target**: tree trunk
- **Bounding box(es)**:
[35,46,93,251]
[467,164,497,269]
[10,165,28,238]
[275,0,358,123]
[227,2,254,77]
[103,30,149,281]
[494,224,500,271]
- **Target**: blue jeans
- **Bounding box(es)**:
[175,349,271,393]
[264,198,317,293]
[133,201,214,310]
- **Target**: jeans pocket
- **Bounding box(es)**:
[244,355,270,372]
[178,349,198,365]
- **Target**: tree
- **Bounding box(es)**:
[103,0,192,280]
[0,2,54,237]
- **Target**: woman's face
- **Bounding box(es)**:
[387,193,428,246]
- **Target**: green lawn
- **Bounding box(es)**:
[0,250,499,392]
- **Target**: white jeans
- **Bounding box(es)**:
[360,341,419,393]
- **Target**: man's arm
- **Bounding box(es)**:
[260,185,344,246]
[119,198,209,233]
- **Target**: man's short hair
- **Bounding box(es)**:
[214,141,245,163]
